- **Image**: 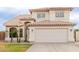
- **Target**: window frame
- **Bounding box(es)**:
[37,13,45,18]
[55,12,64,17]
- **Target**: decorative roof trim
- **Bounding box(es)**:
[28,24,75,27]
[20,18,36,22]
[6,25,23,27]
[28,20,76,27]
[29,7,73,13]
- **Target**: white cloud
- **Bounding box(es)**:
[70,11,79,29]
[70,12,79,20]
[70,11,79,22]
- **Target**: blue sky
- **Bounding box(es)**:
[70,8,79,28]
[0,7,29,31]
[0,7,79,31]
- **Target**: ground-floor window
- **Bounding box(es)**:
[9,27,18,38]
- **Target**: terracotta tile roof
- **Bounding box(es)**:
[5,19,24,27]
[28,20,76,26]
[16,15,35,21]
[30,8,49,13]
[6,25,23,27]
[49,7,73,11]
[30,7,73,13]
[20,18,35,22]
[4,15,36,26]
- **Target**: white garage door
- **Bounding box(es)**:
[35,28,68,42]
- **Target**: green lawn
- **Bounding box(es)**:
[0,44,32,52]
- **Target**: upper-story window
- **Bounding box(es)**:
[55,12,64,17]
[37,13,45,18]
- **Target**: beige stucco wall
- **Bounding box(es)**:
[49,11,70,21]
[28,26,74,42]
[32,12,49,22]
[68,27,75,42]
[31,11,70,21]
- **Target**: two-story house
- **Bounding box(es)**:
[4,7,75,43]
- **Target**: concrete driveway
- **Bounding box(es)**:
[27,42,79,52]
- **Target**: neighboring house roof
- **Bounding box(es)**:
[30,7,73,13]
[28,20,76,26]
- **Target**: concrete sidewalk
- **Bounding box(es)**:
[27,43,79,52]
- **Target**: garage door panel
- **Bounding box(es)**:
[35,28,68,42]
